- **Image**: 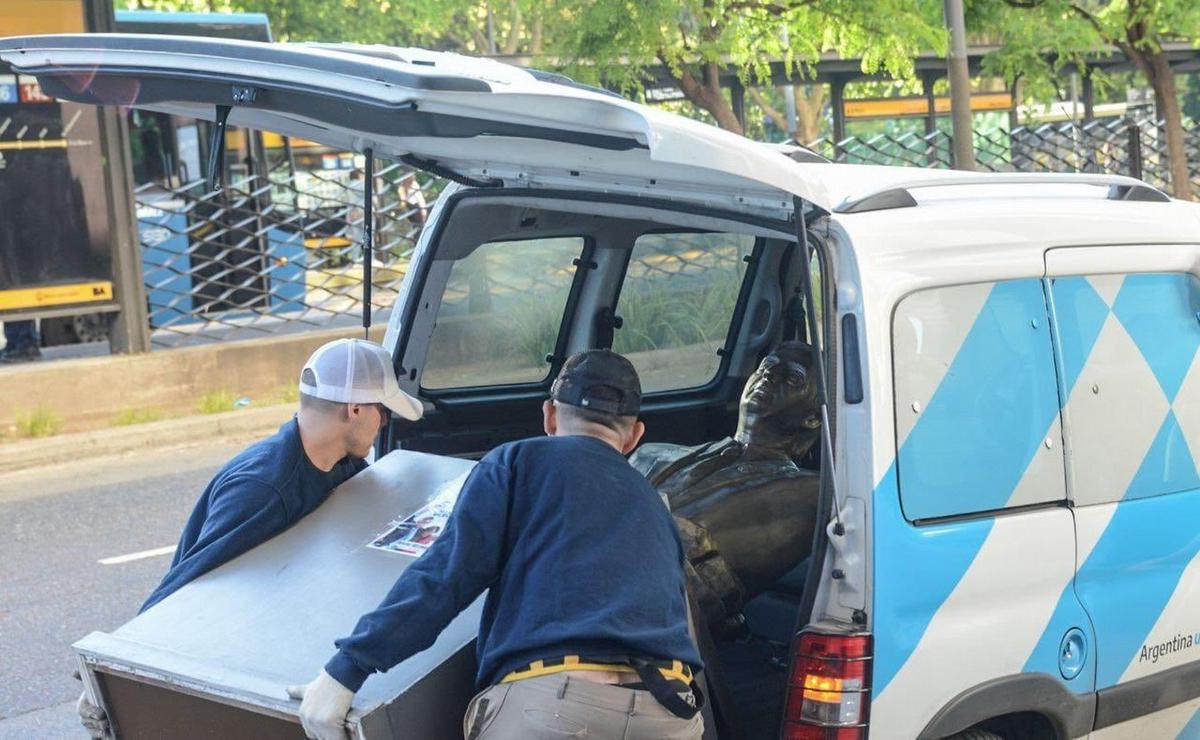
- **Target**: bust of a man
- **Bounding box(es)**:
[630,341,821,630]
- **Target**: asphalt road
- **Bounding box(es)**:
[0,438,251,739]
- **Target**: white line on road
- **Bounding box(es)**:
[62,108,82,135]
[98,545,176,565]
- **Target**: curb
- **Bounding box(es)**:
[0,404,295,474]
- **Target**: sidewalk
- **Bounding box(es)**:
[0,404,295,474]
[0,325,383,438]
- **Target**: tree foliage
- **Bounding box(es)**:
[542,0,945,134]
[124,0,944,136]
[973,0,1199,199]
[120,0,545,53]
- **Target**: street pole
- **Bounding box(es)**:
[944,0,975,170]
[89,0,151,352]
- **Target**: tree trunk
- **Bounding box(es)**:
[669,58,744,135]
[747,87,785,131]
[530,11,543,54]
[1146,51,1193,200]
[793,85,827,145]
[502,0,523,55]
[471,27,489,53]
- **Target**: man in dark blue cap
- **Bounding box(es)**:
[291,349,704,740]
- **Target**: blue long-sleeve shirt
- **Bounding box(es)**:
[325,434,703,692]
[140,419,365,613]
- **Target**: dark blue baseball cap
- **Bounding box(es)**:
[550,349,642,416]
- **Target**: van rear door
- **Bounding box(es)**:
[0,34,828,214]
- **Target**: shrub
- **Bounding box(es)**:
[16,407,64,438]
[112,408,164,426]
[197,389,237,414]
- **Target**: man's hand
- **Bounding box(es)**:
[76,691,109,739]
[286,670,354,740]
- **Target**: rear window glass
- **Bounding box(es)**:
[612,232,754,393]
[421,237,584,390]
[893,279,1065,520]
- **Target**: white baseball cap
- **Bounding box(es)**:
[299,339,423,421]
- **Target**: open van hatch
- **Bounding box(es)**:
[0,34,830,214]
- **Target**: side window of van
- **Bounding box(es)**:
[1050,272,1200,505]
[892,279,1065,520]
[421,237,585,390]
[612,232,755,393]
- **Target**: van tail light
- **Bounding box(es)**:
[781,630,872,740]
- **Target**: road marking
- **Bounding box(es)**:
[62,109,82,136]
[98,545,176,565]
[0,139,70,151]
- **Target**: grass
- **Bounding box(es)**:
[276,384,300,404]
[15,407,64,438]
[112,408,164,427]
[611,275,742,356]
[196,389,237,415]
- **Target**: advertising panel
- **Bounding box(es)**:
[0,0,117,315]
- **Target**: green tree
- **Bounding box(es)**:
[541,0,945,135]
[976,0,1199,200]
[122,0,942,140]
[121,0,544,53]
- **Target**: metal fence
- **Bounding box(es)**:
[808,114,1200,195]
[134,114,1196,348]
[135,162,437,347]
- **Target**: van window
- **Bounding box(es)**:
[1050,272,1200,505]
[421,236,585,390]
[612,232,755,393]
[893,279,1065,520]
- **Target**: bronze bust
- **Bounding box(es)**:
[630,341,821,631]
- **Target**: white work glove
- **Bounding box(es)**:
[286,669,355,740]
[76,691,109,739]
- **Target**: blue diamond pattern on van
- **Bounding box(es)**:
[1049,276,1108,395]
[1112,274,1200,402]
[894,280,1062,520]
[1024,271,1200,694]
[878,270,1200,729]
[1124,411,1200,501]
[1059,303,1168,506]
[875,278,1069,710]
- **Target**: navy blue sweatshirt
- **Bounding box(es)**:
[325,434,702,692]
[140,419,365,613]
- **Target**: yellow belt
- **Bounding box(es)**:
[500,655,693,685]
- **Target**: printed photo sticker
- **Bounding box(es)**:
[368,470,471,556]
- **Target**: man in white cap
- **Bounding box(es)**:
[77,338,422,738]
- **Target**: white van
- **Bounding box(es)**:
[7,35,1200,740]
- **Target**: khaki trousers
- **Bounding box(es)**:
[463,674,704,740]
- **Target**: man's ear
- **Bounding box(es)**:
[543,400,557,437]
[621,420,646,455]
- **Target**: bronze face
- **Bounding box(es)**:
[738,346,820,437]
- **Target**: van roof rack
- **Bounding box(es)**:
[835,173,1171,214]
